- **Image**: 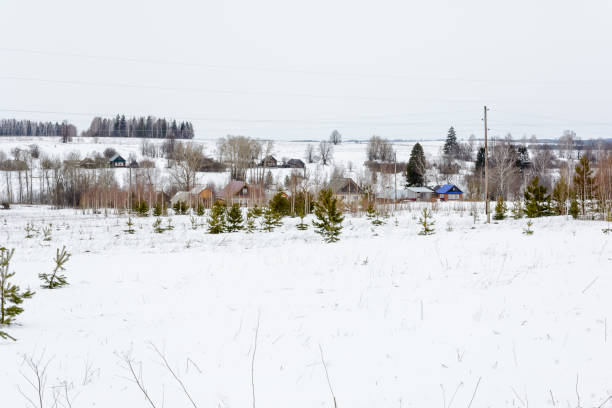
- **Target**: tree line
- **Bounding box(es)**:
[0,119,77,139]
[82,115,194,139]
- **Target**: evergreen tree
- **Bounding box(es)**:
[524,177,551,218]
[136,201,149,216]
[366,202,383,226]
[172,201,188,215]
[312,188,344,243]
[573,156,596,216]
[39,246,71,289]
[1,248,35,341]
[511,199,524,219]
[569,195,580,219]
[207,201,227,234]
[262,207,283,232]
[405,143,427,187]
[196,203,205,216]
[153,217,164,233]
[475,147,486,171]
[269,191,291,216]
[245,206,260,233]
[493,196,508,220]
[153,202,163,217]
[551,176,570,215]
[417,208,435,235]
[443,126,458,156]
[226,203,244,232]
[124,217,135,234]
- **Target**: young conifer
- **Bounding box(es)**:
[208,201,227,234]
[312,188,344,243]
[124,217,135,234]
[39,246,72,289]
[417,208,435,235]
[1,247,35,341]
[493,196,508,220]
[226,203,244,232]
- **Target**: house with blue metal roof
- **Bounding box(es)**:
[434,184,463,201]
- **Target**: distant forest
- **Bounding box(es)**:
[0,119,77,138]
[82,115,195,139]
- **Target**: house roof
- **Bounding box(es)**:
[329,178,362,195]
[219,180,247,197]
[406,186,434,193]
[109,154,125,162]
[435,184,463,194]
[171,191,192,202]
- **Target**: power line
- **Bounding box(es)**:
[1,47,607,85]
[0,75,478,103]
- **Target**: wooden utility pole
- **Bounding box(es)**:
[484,106,490,223]
[394,152,397,212]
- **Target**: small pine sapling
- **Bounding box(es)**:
[493,196,508,220]
[196,203,205,216]
[166,218,174,231]
[135,201,149,216]
[42,225,52,241]
[262,207,282,232]
[366,203,376,221]
[24,222,36,238]
[312,188,344,243]
[153,202,163,217]
[39,246,71,289]
[245,207,258,233]
[226,203,244,232]
[207,201,227,234]
[190,215,198,230]
[417,208,435,235]
[523,220,534,235]
[1,247,35,341]
[124,217,135,234]
[569,196,579,219]
[153,218,164,233]
[511,199,524,219]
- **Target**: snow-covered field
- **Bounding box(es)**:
[1,204,611,407]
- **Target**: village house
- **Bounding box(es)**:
[190,186,215,207]
[435,184,463,201]
[260,155,278,168]
[109,154,126,168]
[218,180,263,206]
[329,177,363,203]
[170,191,193,207]
[285,158,305,169]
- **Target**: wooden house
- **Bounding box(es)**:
[329,177,363,203]
[109,154,126,168]
[434,184,463,201]
[218,180,263,206]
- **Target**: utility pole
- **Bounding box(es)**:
[484,106,490,223]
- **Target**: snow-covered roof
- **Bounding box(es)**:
[406,186,434,193]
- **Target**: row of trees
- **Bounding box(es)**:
[0,119,77,140]
[82,115,195,139]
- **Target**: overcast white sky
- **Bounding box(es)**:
[2,0,612,140]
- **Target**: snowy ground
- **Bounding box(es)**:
[1,204,611,407]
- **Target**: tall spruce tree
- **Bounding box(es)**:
[207,201,227,234]
[312,188,344,243]
[1,248,35,341]
[443,126,458,156]
[573,155,596,216]
[524,177,551,218]
[226,203,244,232]
[405,143,427,187]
